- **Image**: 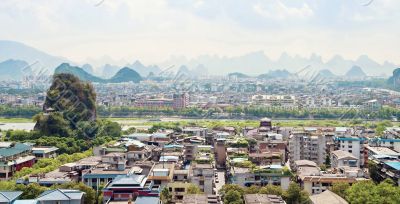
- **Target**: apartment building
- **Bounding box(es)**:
[230,165,291,190]
[331,150,359,168]
[335,137,367,167]
[190,163,215,194]
[0,142,35,180]
[289,131,326,165]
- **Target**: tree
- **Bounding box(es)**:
[244,185,260,194]
[97,120,122,138]
[345,179,400,204]
[220,184,244,199]
[345,181,380,204]
[368,160,383,183]
[16,183,47,199]
[160,187,172,204]
[324,154,331,167]
[187,184,202,194]
[331,182,350,199]
[259,185,283,196]
[283,182,310,204]
[224,190,243,204]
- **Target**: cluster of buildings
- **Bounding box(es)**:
[2,117,400,204]
[0,142,58,180]
[3,75,400,118]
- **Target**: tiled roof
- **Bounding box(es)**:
[0,143,31,158]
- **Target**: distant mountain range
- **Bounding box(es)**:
[229,65,371,81]
[54,63,142,83]
[160,52,398,76]
[258,69,293,79]
[0,40,70,71]
[0,59,31,80]
[346,66,367,78]
[1,40,399,77]
[228,72,250,78]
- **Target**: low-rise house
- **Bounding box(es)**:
[181,194,220,204]
[101,153,127,171]
[13,189,85,204]
[335,136,367,167]
[147,163,174,188]
[309,190,348,204]
[102,174,159,202]
[167,182,192,202]
[300,174,357,195]
[182,127,208,137]
[0,191,23,203]
[331,150,359,168]
[244,194,286,204]
[31,146,58,159]
[369,154,400,185]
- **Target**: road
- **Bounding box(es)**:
[214,169,225,196]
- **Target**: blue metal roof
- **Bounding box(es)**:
[164,144,183,149]
[335,137,367,141]
[111,174,146,185]
[0,143,31,157]
[0,191,23,202]
[385,162,400,171]
[135,196,160,204]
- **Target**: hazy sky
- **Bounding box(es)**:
[1,0,399,64]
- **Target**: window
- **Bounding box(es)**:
[175,188,185,192]
[349,150,352,153]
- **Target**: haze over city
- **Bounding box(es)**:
[0,0,399,75]
[1,1,400,204]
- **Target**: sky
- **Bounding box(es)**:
[0,0,399,65]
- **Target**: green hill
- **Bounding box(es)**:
[54,63,105,83]
[108,67,142,83]
[54,63,142,83]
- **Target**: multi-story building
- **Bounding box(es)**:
[102,174,159,202]
[135,93,189,110]
[331,150,359,168]
[31,146,58,159]
[182,127,208,137]
[289,131,326,165]
[0,142,35,180]
[190,163,215,194]
[230,165,291,190]
[215,139,227,168]
[335,136,367,167]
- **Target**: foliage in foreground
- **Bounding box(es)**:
[0,182,96,204]
[331,179,400,204]
[220,183,310,204]
[13,149,93,179]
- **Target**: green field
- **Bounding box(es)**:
[0,117,33,123]
[0,117,398,129]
